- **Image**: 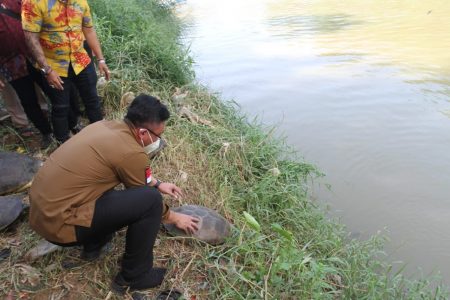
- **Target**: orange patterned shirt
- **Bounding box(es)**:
[21,0,93,77]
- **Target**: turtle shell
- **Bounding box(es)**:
[0,151,42,195]
[164,205,231,245]
[0,194,26,230]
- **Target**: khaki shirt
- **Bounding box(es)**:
[29,120,169,243]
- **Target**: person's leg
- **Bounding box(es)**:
[0,81,29,127]
[71,63,103,123]
[28,61,82,134]
[9,76,52,136]
[68,82,82,131]
[35,84,49,112]
[75,186,163,282]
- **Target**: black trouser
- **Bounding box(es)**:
[27,61,82,131]
[47,63,103,142]
[9,75,52,135]
[75,187,163,280]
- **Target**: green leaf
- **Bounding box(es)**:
[243,211,261,231]
[271,223,293,241]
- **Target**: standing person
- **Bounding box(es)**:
[22,0,109,144]
[0,81,29,128]
[29,95,199,293]
[0,0,52,147]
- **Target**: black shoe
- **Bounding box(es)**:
[80,235,114,262]
[70,123,84,135]
[111,268,167,294]
[40,134,53,149]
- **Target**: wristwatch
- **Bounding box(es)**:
[39,66,52,76]
[154,179,162,189]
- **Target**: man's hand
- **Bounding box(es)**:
[46,70,64,90]
[166,211,200,234]
[0,79,5,91]
[157,182,182,199]
[98,61,110,80]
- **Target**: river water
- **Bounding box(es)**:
[177,0,450,282]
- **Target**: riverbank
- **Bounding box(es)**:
[0,0,448,298]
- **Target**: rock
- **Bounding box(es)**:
[0,194,27,230]
[172,87,189,107]
[97,76,108,90]
[177,106,213,127]
[164,205,231,245]
[178,170,188,183]
[14,264,41,289]
[24,239,62,262]
[269,167,281,176]
[120,92,135,109]
[219,142,230,157]
[0,151,42,195]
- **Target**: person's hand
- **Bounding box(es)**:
[157,182,183,199]
[172,211,200,234]
[0,79,4,91]
[98,61,110,80]
[46,70,64,90]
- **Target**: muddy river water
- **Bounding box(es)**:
[178,0,450,283]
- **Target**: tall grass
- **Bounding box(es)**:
[0,0,447,298]
[91,1,448,298]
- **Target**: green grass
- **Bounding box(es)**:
[0,0,448,298]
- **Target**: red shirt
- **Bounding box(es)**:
[0,0,30,81]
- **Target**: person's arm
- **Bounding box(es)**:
[0,79,4,91]
[21,0,64,90]
[116,153,199,233]
[82,27,110,80]
[81,3,110,80]
[163,210,200,234]
[23,32,64,90]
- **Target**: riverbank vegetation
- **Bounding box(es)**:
[0,0,448,298]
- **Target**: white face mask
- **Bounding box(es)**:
[141,130,161,155]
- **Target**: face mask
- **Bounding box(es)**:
[141,130,161,155]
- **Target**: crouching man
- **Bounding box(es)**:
[29,94,199,292]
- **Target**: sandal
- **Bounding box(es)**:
[156,289,183,300]
[17,126,35,137]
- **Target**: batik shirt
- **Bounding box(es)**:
[21,0,93,77]
[0,55,28,82]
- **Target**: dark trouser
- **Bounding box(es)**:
[27,62,83,131]
[75,187,163,280]
[47,63,103,142]
[9,75,52,135]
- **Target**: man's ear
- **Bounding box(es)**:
[138,128,146,137]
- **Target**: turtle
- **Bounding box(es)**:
[163,205,231,245]
[0,151,42,195]
[0,194,27,231]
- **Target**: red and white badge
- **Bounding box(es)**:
[145,166,152,185]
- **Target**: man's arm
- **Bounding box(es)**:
[82,27,110,80]
[23,31,48,69]
[23,31,64,90]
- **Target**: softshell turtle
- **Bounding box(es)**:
[164,205,231,245]
[0,151,42,195]
[0,194,27,230]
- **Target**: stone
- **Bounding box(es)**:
[24,239,62,262]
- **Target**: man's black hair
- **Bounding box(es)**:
[125,94,170,126]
